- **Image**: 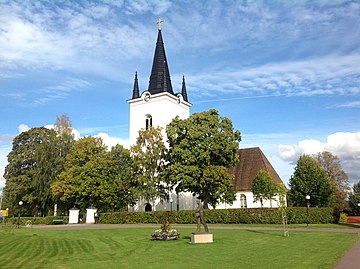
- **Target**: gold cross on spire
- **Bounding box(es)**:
[156,18,164,30]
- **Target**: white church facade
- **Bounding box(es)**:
[127,22,284,212]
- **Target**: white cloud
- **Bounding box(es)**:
[95,132,129,149]
[328,101,360,109]
[44,125,81,140]
[18,124,30,133]
[279,131,360,185]
[188,53,360,99]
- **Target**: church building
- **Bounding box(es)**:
[128,21,284,211]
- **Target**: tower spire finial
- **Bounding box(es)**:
[156,18,164,30]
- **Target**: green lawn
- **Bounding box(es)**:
[0,227,357,269]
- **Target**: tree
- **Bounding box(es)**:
[33,129,64,216]
[51,137,108,210]
[163,109,241,209]
[288,155,333,207]
[54,113,73,136]
[349,181,360,215]
[2,127,58,215]
[130,127,167,204]
[314,151,350,212]
[252,169,279,207]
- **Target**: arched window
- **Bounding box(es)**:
[145,114,152,130]
[240,194,247,208]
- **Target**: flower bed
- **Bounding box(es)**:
[151,229,180,240]
[151,216,180,240]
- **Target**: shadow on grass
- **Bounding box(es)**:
[245,229,284,237]
[338,223,360,228]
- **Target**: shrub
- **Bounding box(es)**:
[99,207,333,225]
[338,213,348,224]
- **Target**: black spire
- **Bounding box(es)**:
[148,29,174,95]
[181,75,188,102]
[132,71,140,99]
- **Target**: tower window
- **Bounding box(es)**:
[145,114,152,130]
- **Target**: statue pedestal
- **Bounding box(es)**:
[191,232,213,244]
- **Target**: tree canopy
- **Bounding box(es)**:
[2,127,71,215]
[349,181,360,215]
[288,155,333,207]
[251,169,279,207]
[314,151,349,212]
[130,126,167,203]
[163,109,241,209]
[51,137,135,211]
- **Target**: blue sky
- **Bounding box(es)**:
[1,0,359,194]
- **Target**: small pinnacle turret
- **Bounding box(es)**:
[132,71,140,99]
[181,75,188,102]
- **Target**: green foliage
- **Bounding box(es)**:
[99,207,333,225]
[163,109,241,208]
[2,114,76,216]
[348,181,360,215]
[288,155,333,207]
[2,127,66,216]
[338,213,348,224]
[4,216,68,226]
[251,169,279,207]
[52,138,135,212]
[315,151,350,213]
[130,127,167,203]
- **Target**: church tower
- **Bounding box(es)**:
[128,20,191,145]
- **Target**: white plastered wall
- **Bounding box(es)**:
[216,192,282,209]
[128,92,190,145]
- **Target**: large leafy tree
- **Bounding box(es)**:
[33,114,75,215]
[163,109,241,209]
[52,137,134,211]
[288,155,333,207]
[3,127,57,215]
[51,137,107,209]
[349,181,360,215]
[130,127,167,204]
[314,151,350,212]
[252,169,279,208]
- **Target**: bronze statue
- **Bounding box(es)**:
[195,201,209,232]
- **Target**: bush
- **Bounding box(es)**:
[3,216,69,226]
[338,213,348,224]
[99,207,334,225]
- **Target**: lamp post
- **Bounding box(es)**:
[306,195,310,227]
[18,200,23,228]
[170,198,173,216]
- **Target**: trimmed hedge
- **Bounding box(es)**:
[99,207,334,225]
[3,216,69,226]
[2,208,333,225]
